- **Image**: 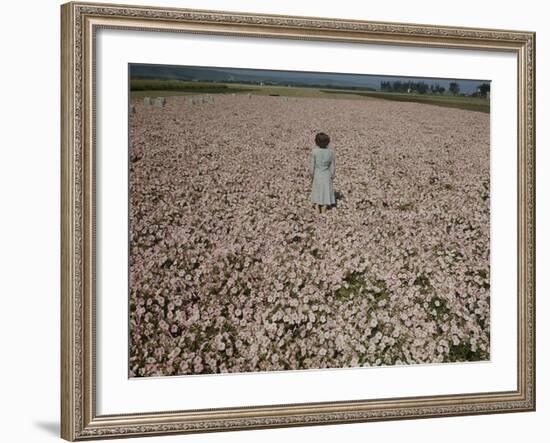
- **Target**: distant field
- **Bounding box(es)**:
[130,79,375,101]
[131,90,252,99]
[130,79,250,97]
[334,91,490,113]
[131,79,489,113]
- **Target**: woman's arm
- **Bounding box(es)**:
[330,149,335,179]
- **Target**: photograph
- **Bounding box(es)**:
[128,63,492,378]
[59,2,536,439]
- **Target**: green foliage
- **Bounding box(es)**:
[414,273,433,295]
[449,82,461,96]
[335,271,367,300]
[396,202,414,211]
[352,91,489,113]
[428,296,451,320]
[130,79,249,94]
[447,340,488,362]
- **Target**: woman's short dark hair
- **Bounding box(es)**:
[315,132,330,149]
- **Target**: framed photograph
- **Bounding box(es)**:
[61,1,536,440]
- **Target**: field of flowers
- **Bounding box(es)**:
[129,94,490,377]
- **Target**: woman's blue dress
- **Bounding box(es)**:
[309,146,336,205]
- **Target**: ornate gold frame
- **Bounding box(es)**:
[61,1,536,440]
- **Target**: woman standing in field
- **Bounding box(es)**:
[309,132,336,213]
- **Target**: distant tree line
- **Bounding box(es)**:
[380,80,448,95]
[472,82,491,98]
[449,82,460,96]
[380,80,490,98]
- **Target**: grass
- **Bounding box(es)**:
[349,91,490,113]
[130,82,378,101]
[130,79,490,113]
[130,79,250,94]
